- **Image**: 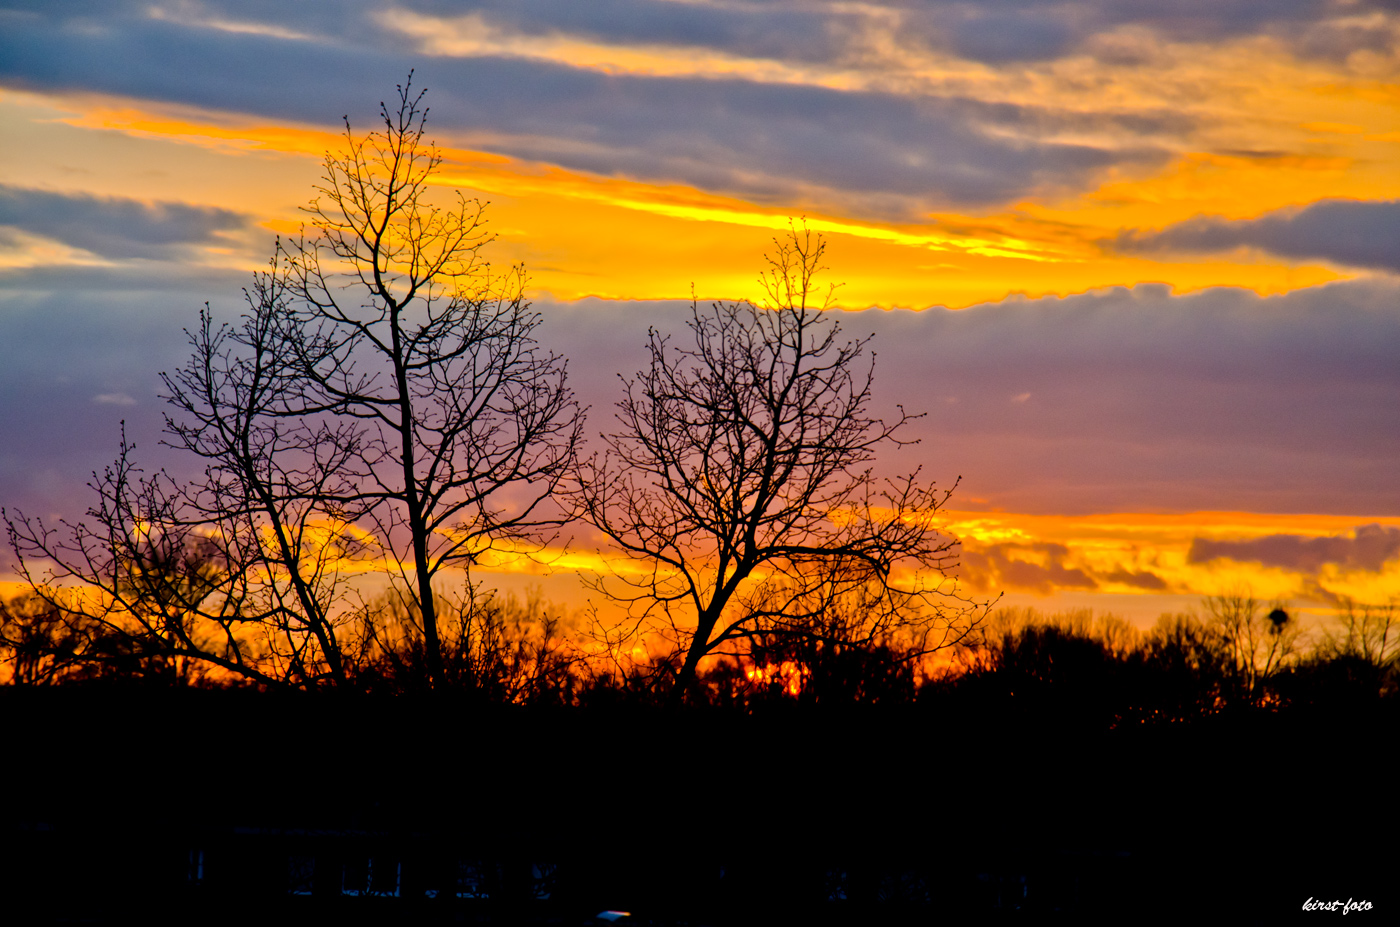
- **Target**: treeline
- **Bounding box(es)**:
[938,597,1399,725]
[4,585,1394,720]
[0,584,577,700]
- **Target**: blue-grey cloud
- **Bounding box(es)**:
[959,541,1098,594]
[925,0,1397,63]
[410,0,849,64]
[0,263,249,522]
[6,1,1388,215]
[860,279,1400,514]
[434,74,1153,209]
[1115,199,1400,273]
[534,276,1400,516]
[418,0,1398,66]
[4,271,1398,527]
[5,1,1393,82]
[0,184,251,261]
[956,538,1171,595]
[0,10,1169,214]
[1189,525,1400,573]
[380,1,1400,65]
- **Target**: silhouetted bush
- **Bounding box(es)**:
[348,586,582,703]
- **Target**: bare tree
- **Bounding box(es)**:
[6,421,351,688]
[252,74,583,688]
[1202,589,1301,703]
[578,225,985,699]
[0,591,98,686]
[354,585,580,702]
[1320,597,1399,668]
[6,75,583,690]
[1311,597,1399,699]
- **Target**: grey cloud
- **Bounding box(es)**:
[436,73,1147,209]
[1189,525,1400,573]
[895,0,1394,63]
[863,279,1400,514]
[5,268,1399,527]
[1291,18,1400,61]
[1100,569,1168,591]
[408,0,1396,66]
[0,7,1163,214]
[0,263,251,293]
[534,276,1400,516]
[5,1,1395,84]
[0,271,240,522]
[408,0,848,65]
[931,6,1082,63]
[1116,199,1400,273]
[0,184,251,261]
[925,535,1166,596]
[958,542,1098,594]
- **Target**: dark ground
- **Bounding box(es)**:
[1,688,1392,924]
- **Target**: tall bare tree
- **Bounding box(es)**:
[6,76,583,689]
[263,74,583,688]
[579,225,985,699]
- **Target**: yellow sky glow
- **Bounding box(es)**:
[4,46,1393,305]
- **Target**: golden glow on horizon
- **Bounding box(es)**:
[454,510,1400,621]
[6,509,1397,631]
[934,510,1400,604]
[746,660,809,697]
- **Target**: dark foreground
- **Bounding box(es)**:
[1,688,1392,925]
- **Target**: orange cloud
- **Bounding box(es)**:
[936,510,1400,607]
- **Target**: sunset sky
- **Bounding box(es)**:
[2,1,1398,627]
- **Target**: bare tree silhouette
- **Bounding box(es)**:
[1202,589,1301,704]
[578,224,985,699]
[353,586,580,702]
[6,430,290,686]
[6,75,584,690]
[0,591,97,685]
[1299,597,1400,700]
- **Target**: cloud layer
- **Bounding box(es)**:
[0,9,1153,215]
[0,184,251,261]
[3,1,1394,220]
[530,275,1400,516]
[1190,524,1400,573]
[1117,199,1400,273]
[7,271,1396,522]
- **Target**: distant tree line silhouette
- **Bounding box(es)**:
[3,581,1394,719]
